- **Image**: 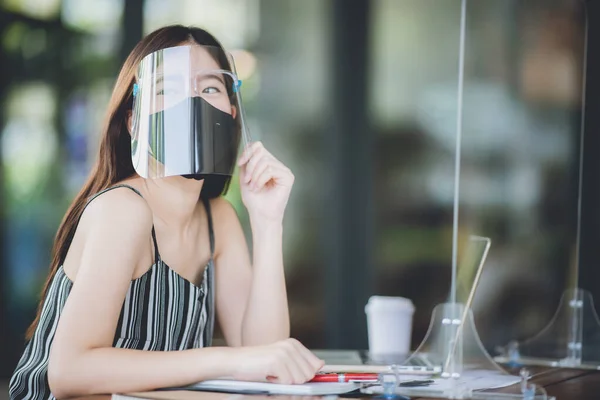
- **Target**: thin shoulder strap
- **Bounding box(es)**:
[201,196,215,347]
[201,196,215,259]
[85,184,160,261]
[150,226,160,263]
[84,184,143,206]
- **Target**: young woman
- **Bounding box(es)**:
[9,25,323,400]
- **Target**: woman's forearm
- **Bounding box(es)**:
[241,219,290,345]
[49,346,235,399]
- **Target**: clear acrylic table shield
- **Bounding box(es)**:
[366,0,591,398]
[130,44,252,179]
[485,0,600,371]
[393,237,551,399]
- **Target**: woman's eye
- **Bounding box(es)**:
[202,86,220,94]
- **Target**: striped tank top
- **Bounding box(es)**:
[9,184,215,400]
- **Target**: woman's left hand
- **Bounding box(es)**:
[238,141,295,224]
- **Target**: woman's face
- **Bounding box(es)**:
[132,44,239,179]
[147,44,237,117]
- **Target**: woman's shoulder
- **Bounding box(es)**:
[61,185,154,281]
[79,186,153,236]
[207,197,244,258]
[208,196,239,226]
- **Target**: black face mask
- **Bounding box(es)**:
[147,96,239,179]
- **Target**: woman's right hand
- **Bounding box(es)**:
[231,338,324,384]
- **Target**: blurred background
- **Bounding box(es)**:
[2,0,600,395]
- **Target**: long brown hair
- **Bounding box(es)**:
[26,25,236,339]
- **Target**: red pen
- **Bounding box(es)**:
[309,373,379,383]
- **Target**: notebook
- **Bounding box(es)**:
[112,380,359,399]
[113,391,233,400]
[181,379,360,395]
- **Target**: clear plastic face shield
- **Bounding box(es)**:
[130,44,251,179]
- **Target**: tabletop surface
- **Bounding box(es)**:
[69,366,600,400]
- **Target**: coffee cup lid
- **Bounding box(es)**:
[365,295,415,313]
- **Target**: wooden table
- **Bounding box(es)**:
[481,366,598,399]
[73,367,600,400]
[525,367,600,400]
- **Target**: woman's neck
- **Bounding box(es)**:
[134,176,204,232]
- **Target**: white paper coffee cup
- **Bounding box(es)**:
[365,295,415,358]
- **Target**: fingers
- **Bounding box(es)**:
[281,340,314,383]
[290,351,319,382]
[253,163,294,191]
[242,143,276,180]
[252,164,280,191]
[237,141,264,167]
[268,359,293,385]
[236,339,322,385]
[265,339,321,385]
[267,357,297,385]
[277,339,324,384]
[244,155,271,186]
[288,339,324,376]
[282,350,308,385]
[238,141,294,191]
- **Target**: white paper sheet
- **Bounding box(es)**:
[363,370,521,395]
